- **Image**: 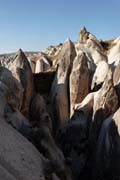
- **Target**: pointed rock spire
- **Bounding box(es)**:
[70,51,89,116]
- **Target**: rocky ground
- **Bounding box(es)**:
[0,27,120,180]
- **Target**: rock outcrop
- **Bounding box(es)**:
[35,56,50,73]
[107,37,120,66]
[0,49,33,117]
[50,39,76,129]
[30,93,72,180]
[90,68,119,148]
[0,116,46,180]
[1,27,120,180]
[70,51,89,116]
[94,108,120,180]
[91,60,109,91]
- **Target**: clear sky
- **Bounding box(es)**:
[0,0,120,53]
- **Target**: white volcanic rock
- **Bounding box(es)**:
[35,56,50,73]
[91,60,109,90]
[93,68,118,120]
[77,27,107,68]
[108,37,120,66]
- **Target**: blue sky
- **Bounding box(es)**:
[0,0,120,53]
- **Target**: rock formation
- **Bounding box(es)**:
[89,68,119,153]
[49,39,76,130]
[91,60,109,91]
[0,49,33,117]
[94,108,120,180]
[70,51,89,116]
[1,27,120,180]
[35,56,50,73]
[0,115,47,180]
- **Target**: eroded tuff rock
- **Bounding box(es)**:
[57,109,91,180]
[30,94,52,130]
[1,27,120,180]
[35,55,50,73]
[0,49,33,117]
[70,51,89,117]
[107,37,120,66]
[30,93,72,180]
[0,67,23,110]
[113,62,120,103]
[0,116,46,180]
[78,26,107,65]
[90,68,119,146]
[93,68,119,123]
[94,108,120,180]
[28,59,36,73]
[79,26,103,51]
[50,39,76,129]
[91,60,109,91]
[76,27,108,93]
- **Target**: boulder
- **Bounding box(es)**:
[50,39,76,128]
[70,51,89,116]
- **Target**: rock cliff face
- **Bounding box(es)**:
[0,27,120,180]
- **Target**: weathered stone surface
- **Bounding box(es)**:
[74,92,95,116]
[58,110,90,180]
[0,49,33,117]
[5,108,30,130]
[1,28,120,180]
[29,59,36,73]
[0,116,46,180]
[70,51,89,117]
[94,108,120,180]
[108,37,120,66]
[35,56,50,73]
[0,67,23,110]
[93,68,119,122]
[91,60,109,91]
[79,26,107,65]
[30,93,72,180]
[89,68,119,156]
[113,62,120,102]
[50,39,76,128]
[30,94,52,130]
